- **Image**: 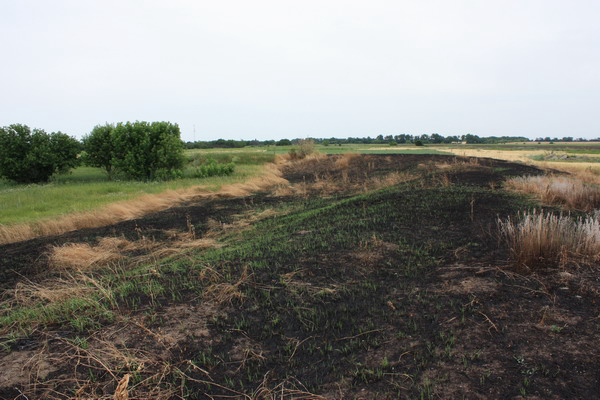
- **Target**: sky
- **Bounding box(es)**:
[1,0,599,141]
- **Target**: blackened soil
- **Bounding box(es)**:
[0,155,540,291]
[4,154,596,400]
[281,154,542,186]
[0,195,287,290]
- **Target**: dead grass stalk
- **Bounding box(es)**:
[506,175,600,211]
[498,209,600,270]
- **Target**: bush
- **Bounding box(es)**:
[414,140,424,147]
[187,152,275,166]
[0,124,80,183]
[111,121,185,180]
[193,157,235,178]
[82,124,115,178]
[288,139,317,160]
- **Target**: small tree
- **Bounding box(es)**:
[0,124,80,183]
[82,124,115,178]
[111,121,184,180]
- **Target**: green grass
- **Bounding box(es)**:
[0,163,264,225]
[185,150,277,164]
[437,142,600,153]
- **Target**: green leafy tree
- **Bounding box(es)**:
[111,121,184,180]
[463,134,483,144]
[82,124,115,178]
[276,139,292,146]
[0,124,80,183]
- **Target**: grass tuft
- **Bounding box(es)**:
[498,209,600,269]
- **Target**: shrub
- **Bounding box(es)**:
[498,209,600,270]
[288,139,317,160]
[111,121,185,180]
[0,124,80,183]
[82,124,115,178]
[193,157,235,178]
[187,152,275,166]
[414,140,424,147]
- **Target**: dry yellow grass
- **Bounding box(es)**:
[506,175,600,211]
[12,277,95,307]
[334,152,360,169]
[175,238,221,249]
[444,147,600,176]
[444,148,546,163]
[203,266,250,305]
[367,171,417,190]
[498,210,600,269]
[49,242,124,270]
[539,163,600,185]
[48,235,168,271]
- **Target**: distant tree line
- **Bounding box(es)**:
[184,133,600,149]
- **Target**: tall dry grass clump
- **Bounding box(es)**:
[505,175,600,211]
[498,210,600,270]
[334,153,360,169]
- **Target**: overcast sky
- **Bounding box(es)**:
[1,1,599,141]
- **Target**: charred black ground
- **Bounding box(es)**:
[1,154,598,399]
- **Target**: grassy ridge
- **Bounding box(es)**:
[0,180,532,397]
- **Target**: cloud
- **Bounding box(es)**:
[1,0,599,140]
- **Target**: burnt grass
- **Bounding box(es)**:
[1,154,599,399]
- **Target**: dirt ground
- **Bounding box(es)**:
[1,154,598,399]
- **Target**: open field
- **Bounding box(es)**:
[1,154,598,399]
[0,148,449,228]
[4,142,600,230]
